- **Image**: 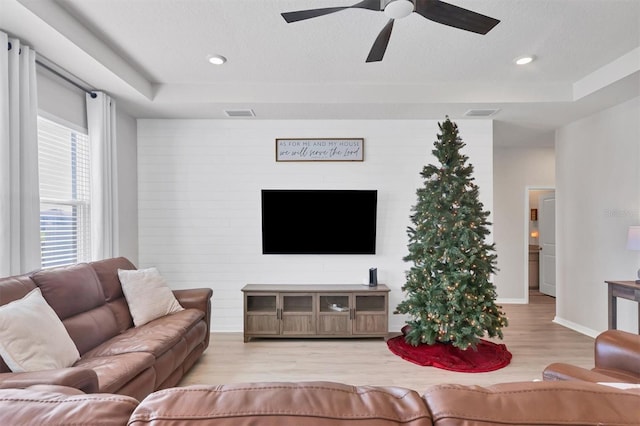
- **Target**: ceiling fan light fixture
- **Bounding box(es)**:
[384,0,414,19]
[208,54,227,65]
[281,0,500,62]
[515,55,535,65]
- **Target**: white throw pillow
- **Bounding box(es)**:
[0,288,80,372]
[117,267,184,327]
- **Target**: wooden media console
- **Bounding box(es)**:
[242,284,390,342]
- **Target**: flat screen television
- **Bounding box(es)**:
[261,189,377,255]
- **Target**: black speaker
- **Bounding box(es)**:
[369,268,378,287]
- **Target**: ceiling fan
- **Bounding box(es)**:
[281,0,500,63]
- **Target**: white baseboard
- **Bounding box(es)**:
[552,316,600,338]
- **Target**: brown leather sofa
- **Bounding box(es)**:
[543,329,640,383]
[1,380,639,425]
[0,257,212,401]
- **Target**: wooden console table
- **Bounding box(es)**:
[242,284,390,342]
[605,280,640,333]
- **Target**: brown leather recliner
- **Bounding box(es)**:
[543,329,640,383]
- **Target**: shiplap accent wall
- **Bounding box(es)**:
[137,119,493,332]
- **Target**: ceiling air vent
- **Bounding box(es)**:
[224,109,255,118]
[464,109,500,117]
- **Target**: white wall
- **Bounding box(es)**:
[555,96,640,335]
[493,146,555,301]
[137,119,494,332]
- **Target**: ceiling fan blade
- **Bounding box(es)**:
[281,7,348,23]
[366,19,394,63]
[414,0,500,35]
[350,0,383,12]
[281,0,381,23]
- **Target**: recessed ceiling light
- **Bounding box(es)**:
[514,55,535,65]
[208,54,227,65]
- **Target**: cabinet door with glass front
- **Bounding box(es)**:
[244,293,279,339]
[353,293,388,335]
[317,293,352,335]
[280,293,315,336]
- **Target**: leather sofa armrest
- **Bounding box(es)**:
[0,368,99,394]
[542,362,627,382]
[423,381,640,425]
[173,288,213,348]
[173,288,212,313]
[594,330,640,375]
[0,385,139,425]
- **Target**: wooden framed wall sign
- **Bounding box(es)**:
[275,138,364,162]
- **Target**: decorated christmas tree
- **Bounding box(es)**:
[395,117,508,350]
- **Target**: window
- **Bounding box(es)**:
[37,116,91,268]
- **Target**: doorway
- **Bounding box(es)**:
[526,188,556,303]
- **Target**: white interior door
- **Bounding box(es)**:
[539,191,556,296]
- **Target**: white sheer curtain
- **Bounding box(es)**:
[86,91,119,260]
[0,32,41,276]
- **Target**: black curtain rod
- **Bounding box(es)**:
[8,41,97,98]
[36,59,97,99]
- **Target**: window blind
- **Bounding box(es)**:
[37,116,91,268]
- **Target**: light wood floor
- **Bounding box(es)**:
[181,292,596,392]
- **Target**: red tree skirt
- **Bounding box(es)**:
[386,335,512,373]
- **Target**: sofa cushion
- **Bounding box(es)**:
[0,288,80,372]
[90,257,139,332]
[29,263,121,355]
[76,352,156,394]
[90,256,137,302]
[129,382,433,425]
[83,309,205,359]
[63,304,121,355]
[0,385,139,425]
[118,267,184,327]
[0,275,37,305]
[31,263,105,319]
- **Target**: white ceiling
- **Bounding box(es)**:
[1,0,639,146]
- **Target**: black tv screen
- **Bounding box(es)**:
[261,189,377,254]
